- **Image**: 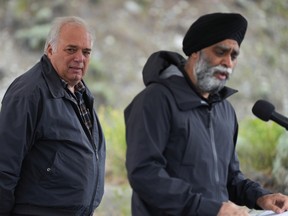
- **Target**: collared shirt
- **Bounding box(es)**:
[61,79,93,135]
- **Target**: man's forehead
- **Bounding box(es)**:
[59,24,92,45]
[65,44,92,51]
[57,31,92,48]
[213,40,240,52]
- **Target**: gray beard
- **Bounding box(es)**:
[194,54,230,95]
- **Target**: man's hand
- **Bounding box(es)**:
[217,201,249,216]
[257,193,288,214]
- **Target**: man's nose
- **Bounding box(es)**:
[221,55,234,68]
[73,50,85,62]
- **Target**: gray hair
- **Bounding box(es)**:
[44,16,94,54]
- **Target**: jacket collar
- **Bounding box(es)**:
[41,55,67,99]
[161,75,237,111]
[142,51,237,110]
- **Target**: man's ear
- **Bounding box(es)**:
[46,44,53,57]
[186,52,200,65]
[190,51,199,60]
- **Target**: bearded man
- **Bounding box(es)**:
[124,13,288,216]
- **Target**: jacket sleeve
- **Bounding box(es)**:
[227,123,271,209]
[124,85,221,216]
[0,88,39,215]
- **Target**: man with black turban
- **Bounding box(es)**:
[124,12,288,215]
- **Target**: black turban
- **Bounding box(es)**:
[182,12,248,56]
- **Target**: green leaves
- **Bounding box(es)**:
[237,118,285,173]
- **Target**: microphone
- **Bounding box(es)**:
[252,100,288,130]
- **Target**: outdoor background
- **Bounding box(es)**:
[0,0,288,215]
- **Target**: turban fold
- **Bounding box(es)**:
[182,13,248,56]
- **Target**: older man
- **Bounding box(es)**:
[124,13,288,216]
[0,16,105,216]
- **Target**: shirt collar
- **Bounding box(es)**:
[60,79,86,94]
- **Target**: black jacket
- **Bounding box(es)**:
[124,51,270,216]
[0,55,106,216]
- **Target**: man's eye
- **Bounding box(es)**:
[231,55,237,61]
[65,48,77,53]
[216,50,224,56]
[83,50,91,56]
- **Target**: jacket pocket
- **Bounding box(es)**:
[39,149,93,190]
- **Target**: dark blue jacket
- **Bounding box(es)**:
[124,51,270,216]
[0,55,106,216]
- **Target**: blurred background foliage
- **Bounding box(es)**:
[237,119,285,176]
[98,106,127,185]
[1,0,288,114]
[0,0,288,214]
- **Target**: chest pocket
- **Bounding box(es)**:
[163,108,210,166]
[180,111,212,166]
[167,107,235,167]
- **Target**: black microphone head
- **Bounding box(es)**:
[252,100,275,121]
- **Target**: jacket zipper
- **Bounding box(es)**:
[88,150,99,215]
[87,116,100,215]
[82,98,99,214]
[67,96,100,214]
[208,110,220,185]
